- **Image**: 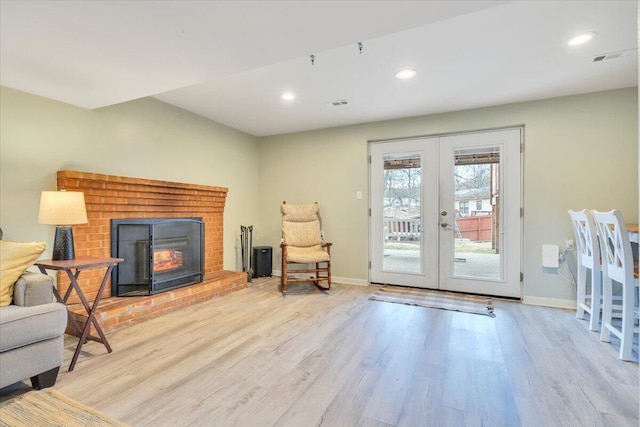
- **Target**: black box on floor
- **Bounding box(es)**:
[252,246,272,278]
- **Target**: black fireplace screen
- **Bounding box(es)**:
[111,218,204,296]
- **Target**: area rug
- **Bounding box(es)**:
[0,388,128,427]
[369,285,495,317]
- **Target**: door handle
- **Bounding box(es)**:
[440,221,448,228]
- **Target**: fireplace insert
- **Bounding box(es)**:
[111,218,204,296]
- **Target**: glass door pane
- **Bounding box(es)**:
[452,147,501,280]
[382,153,422,274]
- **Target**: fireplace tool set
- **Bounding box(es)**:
[240,225,253,282]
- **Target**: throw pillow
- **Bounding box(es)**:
[0,241,46,306]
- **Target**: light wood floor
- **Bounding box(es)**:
[2,278,638,426]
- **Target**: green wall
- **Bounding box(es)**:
[1,85,637,306]
[257,88,638,306]
[0,86,260,271]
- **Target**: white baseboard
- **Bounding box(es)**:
[271,270,575,307]
[332,276,369,286]
[522,295,575,309]
[271,269,369,286]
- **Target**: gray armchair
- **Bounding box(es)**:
[0,271,67,389]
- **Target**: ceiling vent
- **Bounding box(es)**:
[593,48,637,62]
[324,99,349,107]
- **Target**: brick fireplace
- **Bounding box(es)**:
[55,170,246,333]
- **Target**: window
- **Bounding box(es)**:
[460,201,469,215]
[476,200,483,210]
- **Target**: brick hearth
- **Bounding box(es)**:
[55,170,247,334]
[66,271,246,333]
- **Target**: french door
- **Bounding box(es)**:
[369,128,522,298]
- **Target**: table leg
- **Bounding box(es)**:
[87,266,114,353]
[37,266,82,335]
[65,270,94,345]
[66,268,113,371]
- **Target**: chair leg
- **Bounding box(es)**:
[281,272,287,295]
[311,262,330,291]
[588,269,601,332]
[30,367,60,390]
[281,255,331,294]
[281,255,287,295]
[600,277,613,343]
[576,264,587,320]
[619,285,634,361]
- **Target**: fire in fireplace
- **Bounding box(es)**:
[111,218,204,296]
[143,237,188,274]
[154,248,184,272]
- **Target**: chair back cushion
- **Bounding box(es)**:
[283,220,322,247]
[0,241,46,307]
[281,203,319,222]
[282,203,322,247]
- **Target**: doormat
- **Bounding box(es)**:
[0,388,129,427]
[369,285,495,317]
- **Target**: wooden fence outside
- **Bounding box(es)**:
[384,216,493,242]
[455,216,493,241]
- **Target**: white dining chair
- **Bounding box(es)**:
[591,209,639,361]
[568,209,602,331]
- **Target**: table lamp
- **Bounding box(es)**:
[38,190,88,260]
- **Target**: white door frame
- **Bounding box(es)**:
[369,137,439,288]
[369,128,523,299]
[438,128,522,298]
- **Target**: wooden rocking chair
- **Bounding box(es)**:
[280,202,332,295]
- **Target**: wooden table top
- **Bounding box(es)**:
[36,256,124,271]
[628,223,638,233]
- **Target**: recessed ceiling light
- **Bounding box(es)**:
[395,69,417,80]
[281,92,295,101]
[568,32,596,46]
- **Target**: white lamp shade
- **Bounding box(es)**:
[38,191,88,225]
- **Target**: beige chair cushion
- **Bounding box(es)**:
[283,220,322,247]
[281,203,319,222]
[0,241,46,307]
[286,245,330,263]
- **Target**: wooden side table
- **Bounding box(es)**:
[36,256,124,371]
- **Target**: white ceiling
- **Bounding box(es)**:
[1,1,637,137]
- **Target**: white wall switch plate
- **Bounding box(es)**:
[356,191,362,200]
[542,244,559,268]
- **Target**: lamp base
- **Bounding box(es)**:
[52,226,75,261]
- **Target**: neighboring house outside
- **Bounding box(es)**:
[455,188,492,217]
